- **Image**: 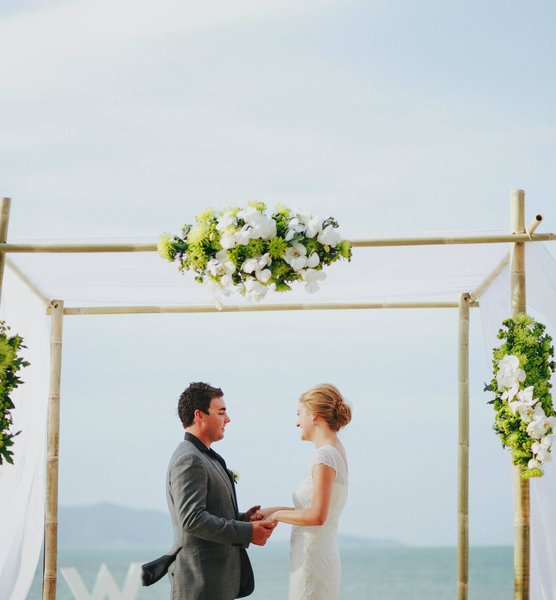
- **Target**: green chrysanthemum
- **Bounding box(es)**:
[0,321,29,466]
[505,431,521,447]
[0,338,16,369]
[339,240,352,260]
[157,233,176,262]
[522,468,543,479]
[227,246,249,270]
[245,239,265,258]
[186,246,209,272]
[268,237,287,259]
[513,448,532,461]
[247,201,266,212]
[275,204,290,216]
[187,224,209,246]
[271,260,291,279]
[222,206,241,217]
[196,208,216,223]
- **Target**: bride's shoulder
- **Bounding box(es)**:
[313,445,348,469]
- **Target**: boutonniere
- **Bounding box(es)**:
[228,469,240,484]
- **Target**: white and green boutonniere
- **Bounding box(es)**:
[228,469,240,484]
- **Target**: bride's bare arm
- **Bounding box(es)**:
[250,506,292,521]
[268,464,335,527]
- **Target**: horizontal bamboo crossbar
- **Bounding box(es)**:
[52,300,480,316]
[1,242,156,253]
[351,232,554,247]
[1,232,555,253]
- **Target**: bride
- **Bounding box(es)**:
[253,384,351,600]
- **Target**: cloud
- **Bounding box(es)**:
[0,0,339,80]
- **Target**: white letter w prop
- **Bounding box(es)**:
[61,563,141,600]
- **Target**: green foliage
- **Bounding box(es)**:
[486,314,555,478]
[0,322,30,466]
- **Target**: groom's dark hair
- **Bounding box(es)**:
[178,382,224,427]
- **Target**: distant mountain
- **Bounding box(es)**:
[337,534,403,548]
[59,503,402,550]
[59,503,173,550]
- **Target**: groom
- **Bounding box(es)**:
[142,381,276,599]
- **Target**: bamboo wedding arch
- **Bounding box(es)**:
[1,191,555,600]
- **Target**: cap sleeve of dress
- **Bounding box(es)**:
[313,446,339,475]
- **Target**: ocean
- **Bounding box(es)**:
[27,544,513,599]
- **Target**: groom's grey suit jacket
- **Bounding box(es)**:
[166,433,254,600]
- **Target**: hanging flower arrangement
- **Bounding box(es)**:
[158,203,351,308]
[0,321,30,466]
[485,314,556,478]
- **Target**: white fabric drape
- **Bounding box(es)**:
[6,235,510,307]
[479,243,556,600]
[0,267,49,600]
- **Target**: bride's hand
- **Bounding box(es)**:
[250,507,273,521]
[264,512,279,522]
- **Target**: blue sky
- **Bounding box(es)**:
[1,0,556,545]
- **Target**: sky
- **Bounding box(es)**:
[1,0,556,547]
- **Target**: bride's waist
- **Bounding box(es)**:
[291,523,339,536]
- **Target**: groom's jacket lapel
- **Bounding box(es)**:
[183,432,239,516]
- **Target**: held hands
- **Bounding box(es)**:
[243,505,262,522]
[245,505,277,546]
[250,520,277,546]
[248,507,275,521]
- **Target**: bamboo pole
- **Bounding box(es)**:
[349,232,555,247]
[1,241,156,253]
[0,197,12,303]
[526,215,542,238]
[510,190,529,600]
[52,300,480,316]
[0,232,555,254]
[457,292,470,600]
[43,300,64,600]
[470,215,542,301]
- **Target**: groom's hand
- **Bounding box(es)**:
[243,505,262,522]
[251,521,277,546]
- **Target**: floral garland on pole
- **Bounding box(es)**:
[485,314,556,478]
[0,321,30,465]
[158,203,352,308]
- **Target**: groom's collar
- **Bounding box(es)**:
[184,433,238,513]
[184,432,231,480]
[184,432,211,453]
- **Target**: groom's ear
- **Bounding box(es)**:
[194,408,207,422]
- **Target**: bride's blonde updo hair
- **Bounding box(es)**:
[300,384,352,432]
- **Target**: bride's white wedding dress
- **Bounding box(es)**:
[289,445,348,600]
